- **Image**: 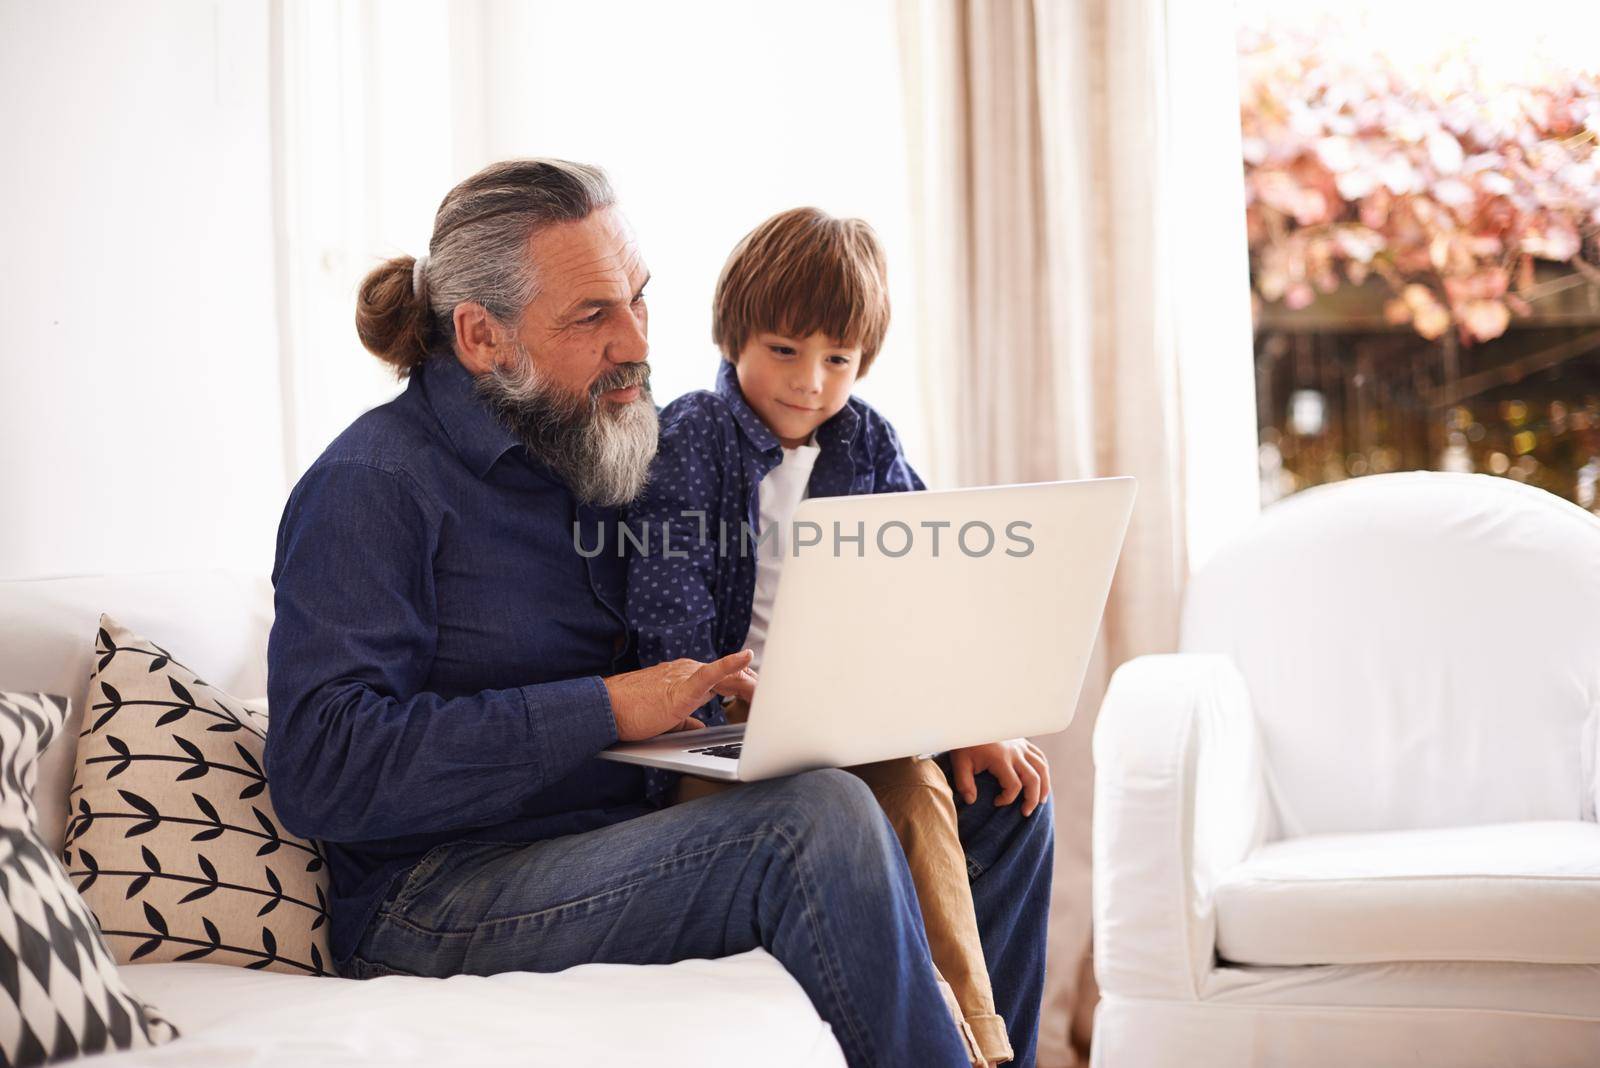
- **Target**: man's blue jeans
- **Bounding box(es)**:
[342,766,1053,1068]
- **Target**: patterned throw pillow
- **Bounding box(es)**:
[62,616,332,976]
[2,691,179,1065]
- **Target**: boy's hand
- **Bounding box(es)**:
[604,651,756,741]
[950,739,1052,817]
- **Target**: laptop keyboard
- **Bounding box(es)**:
[688,742,744,761]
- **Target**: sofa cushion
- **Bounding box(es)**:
[62,617,332,975]
[1214,821,1600,966]
[99,951,846,1067]
[1,691,179,1065]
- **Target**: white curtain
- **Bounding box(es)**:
[274,0,931,477]
[897,1,1258,1063]
[272,0,484,480]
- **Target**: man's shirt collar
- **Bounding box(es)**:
[420,353,522,479]
[713,359,861,453]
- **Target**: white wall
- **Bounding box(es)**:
[0,0,285,581]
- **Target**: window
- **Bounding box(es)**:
[1238,1,1600,511]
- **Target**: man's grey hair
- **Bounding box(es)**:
[425,158,616,335]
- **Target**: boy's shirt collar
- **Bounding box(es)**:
[713,359,861,455]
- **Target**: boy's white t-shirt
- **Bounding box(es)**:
[744,441,821,672]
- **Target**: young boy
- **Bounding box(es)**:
[625,207,1011,1067]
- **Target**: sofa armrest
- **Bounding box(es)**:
[1092,654,1269,1000]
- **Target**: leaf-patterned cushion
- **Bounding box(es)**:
[62,615,331,976]
[2,691,178,1065]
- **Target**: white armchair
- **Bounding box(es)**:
[1091,472,1600,1068]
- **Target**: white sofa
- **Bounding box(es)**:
[1091,472,1600,1067]
[0,571,845,1067]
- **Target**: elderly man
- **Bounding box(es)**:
[265,159,1053,1068]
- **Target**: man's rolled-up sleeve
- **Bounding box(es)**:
[264,460,617,843]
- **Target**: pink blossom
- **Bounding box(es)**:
[1240,24,1599,344]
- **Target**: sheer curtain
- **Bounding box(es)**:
[897,0,1258,1062]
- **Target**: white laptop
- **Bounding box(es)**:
[599,477,1136,782]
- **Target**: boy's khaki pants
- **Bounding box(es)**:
[674,709,1012,1066]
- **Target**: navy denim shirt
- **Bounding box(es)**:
[265,353,650,964]
[625,360,925,721]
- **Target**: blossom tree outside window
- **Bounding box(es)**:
[1240,0,1600,510]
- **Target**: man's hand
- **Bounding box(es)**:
[603,651,757,741]
[950,739,1052,817]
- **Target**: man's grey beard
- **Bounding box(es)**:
[474,344,659,507]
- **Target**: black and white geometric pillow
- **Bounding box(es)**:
[0,690,53,831]
[1,691,179,1065]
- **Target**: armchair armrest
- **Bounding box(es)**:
[1092,654,1269,1000]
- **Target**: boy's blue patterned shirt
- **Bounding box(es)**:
[625,360,926,729]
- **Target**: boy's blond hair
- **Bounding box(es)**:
[712,207,890,374]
